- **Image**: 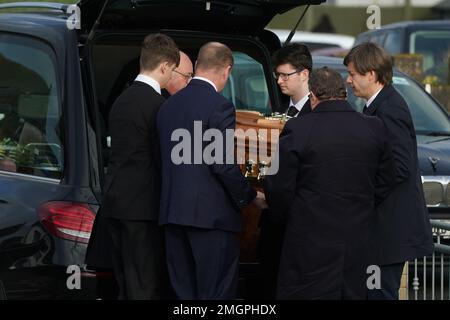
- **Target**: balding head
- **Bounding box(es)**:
[309,67,347,109]
[165,51,193,95]
[196,42,234,72]
[195,42,233,92]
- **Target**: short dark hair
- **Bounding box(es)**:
[140,33,180,72]
[309,67,347,100]
[196,42,234,71]
[343,42,393,85]
[272,43,312,73]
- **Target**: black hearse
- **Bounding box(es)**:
[1,1,450,300]
[0,0,326,299]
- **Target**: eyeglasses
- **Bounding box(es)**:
[173,69,194,80]
[273,69,304,81]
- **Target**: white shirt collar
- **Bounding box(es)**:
[192,76,218,92]
[289,93,310,113]
[366,88,383,108]
[135,74,161,94]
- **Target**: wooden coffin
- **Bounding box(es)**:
[235,110,286,262]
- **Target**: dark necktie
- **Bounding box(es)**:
[287,105,298,117]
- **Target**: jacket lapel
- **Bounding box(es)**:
[364,85,394,116]
[296,99,312,117]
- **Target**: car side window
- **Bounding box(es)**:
[222,52,270,115]
[0,34,63,179]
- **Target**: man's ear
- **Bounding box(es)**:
[310,92,319,110]
[225,65,232,77]
[221,65,231,81]
[368,70,377,83]
[158,62,166,75]
[161,61,172,74]
[302,69,310,80]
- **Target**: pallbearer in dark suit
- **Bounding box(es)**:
[265,67,395,299]
[258,43,313,299]
[86,34,180,300]
[273,43,312,118]
[344,42,434,300]
[157,42,267,299]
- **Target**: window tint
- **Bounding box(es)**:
[0,34,63,179]
[222,52,270,115]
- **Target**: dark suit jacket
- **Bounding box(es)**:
[265,100,394,299]
[157,79,256,232]
[263,98,311,225]
[161,88,171,99]
[364,85,434,265]
[101,81,163,221]
[86,81,163,268]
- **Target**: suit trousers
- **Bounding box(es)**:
[367,262,405,300]
[107,218,169,300]
[258,209,285,299]
[165,224,240,300]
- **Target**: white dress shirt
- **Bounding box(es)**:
[288,93,310,116]
[135,74,161,94]
[366,88,383,108]
[192,76,218,92]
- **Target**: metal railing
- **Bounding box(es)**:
[407,220,450,300]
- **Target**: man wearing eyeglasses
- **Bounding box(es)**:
[163,51,193,97]
[272,43,313,118]
[258,43,313,299]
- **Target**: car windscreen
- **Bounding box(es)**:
[390,75,450,135]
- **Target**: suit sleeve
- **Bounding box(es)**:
[140,96,163,172]
[264,120,299,218]
[377,102,415,184]
[373,120,396,206]
[208,101,256,209]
